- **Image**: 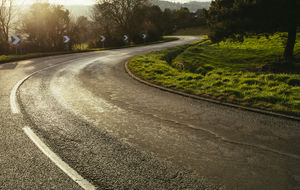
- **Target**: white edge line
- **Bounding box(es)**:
[10,65,57,114]
[23,127,96,190]
[10,74,34,114]
[10,59,99,114]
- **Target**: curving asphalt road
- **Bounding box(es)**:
[0,36,299,190]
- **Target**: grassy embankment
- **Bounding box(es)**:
[128,33,300,116]
[0,37,178,64]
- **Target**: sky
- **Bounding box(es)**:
[22,0,211,5]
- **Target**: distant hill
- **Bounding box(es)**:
[65,1,211,18]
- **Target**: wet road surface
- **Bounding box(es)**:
[0,36,299,189]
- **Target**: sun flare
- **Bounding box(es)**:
[21,0,95,5]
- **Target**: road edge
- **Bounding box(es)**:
[0,37,178,65]
[23,127,96,190]
[125,61,300,122]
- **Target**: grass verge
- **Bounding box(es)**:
[0,37,178,64]
[128,33,300,116]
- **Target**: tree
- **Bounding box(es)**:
[93,0,149,44]
[161,8,175,35]
[21,3,71,52]
[0,0,14,53]
[204,0,300,63]
[97,0,148,26]
[69,16,92,49]
[173,7,193,29]
[140,5,164,41]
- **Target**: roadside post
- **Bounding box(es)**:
[100,35,106,48]
[63,35,71,50]
[142,34,147,44]
[11,35,22,54]
[123,35,129,45]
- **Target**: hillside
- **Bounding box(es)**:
[17,1,211,18]
[65,1,211,17]
[151,0,211,12]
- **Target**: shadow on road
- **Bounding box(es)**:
[0,62,18,70]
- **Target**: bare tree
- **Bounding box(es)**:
[0,0,14,53]
[93,0,149,41]
[95,0,148,27]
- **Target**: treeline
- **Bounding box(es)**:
[0,0,206,55]
[90,0,205,47]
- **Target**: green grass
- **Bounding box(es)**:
[72,43,89,51]
[0,37,178,64]
[128,33,300,116]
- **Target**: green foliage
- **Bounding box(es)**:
[204,0,300,62]
[173,34,300,73]
[128,33,300,116]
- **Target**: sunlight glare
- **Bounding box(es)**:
[21,0,95,5]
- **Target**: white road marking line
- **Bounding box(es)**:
[23,127,96,190]
[10,64,62,114]
[10,77,29,114]
[10,58,100,114]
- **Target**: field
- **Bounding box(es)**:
[128,33,300,116]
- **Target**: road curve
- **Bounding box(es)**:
[1,36,299,190]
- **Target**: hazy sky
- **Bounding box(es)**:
[23,0,211,5]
